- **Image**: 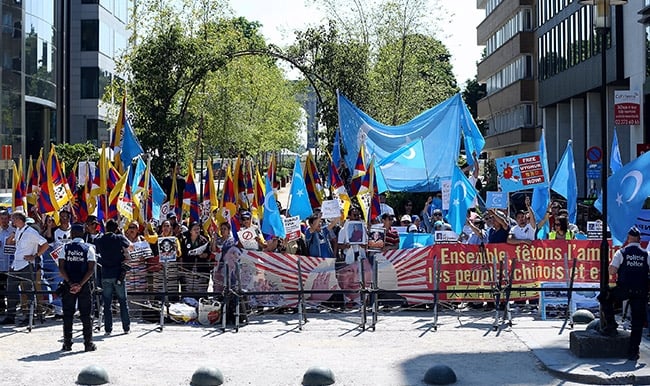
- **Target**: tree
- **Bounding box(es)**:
[56,142,100,169]
[287,20,372,159]
[462,77,487,135]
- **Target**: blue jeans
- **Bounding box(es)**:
[101,278,130,333]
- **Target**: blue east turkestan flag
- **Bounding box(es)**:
[378,138,427,192]
[448,165,478,235]
[120,120,144,167]
[606,151,650,245]
[261,175,286,238]
[550,140,577,224]
[532,130,550,238]
[610,128,623,174]
[332,127,342,169]
[288,156,313,220]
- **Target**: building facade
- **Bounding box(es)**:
[0,0,129,166]
[476,0,541,159]
[537,0,647,197]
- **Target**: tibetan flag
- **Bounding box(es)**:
[12,159,26,213]
[251,166,265,221]
[26,155,38,209]
[111,165,133,221]
[39,145,73,213]
[76,163,91,223]
[169,164,180,218]
[356,158,380,222]
[202,157,219,234]
[110,95,126,151]
[183,161,200,223]
[234,157,249,209]
[261,175,286,238]
[267,153,276,186]
[303,151,323,209]
[104,166,121,220]
[328,155,351,220]
[218,166,237,225]
[349,143,366,196]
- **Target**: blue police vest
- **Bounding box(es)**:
[63,241,90,283]
[617,244,649,291]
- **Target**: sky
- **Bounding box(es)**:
[229,0,485,88]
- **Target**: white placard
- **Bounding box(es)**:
[283,215,301,241]
[130,240,154,260]
[238,228,260,250]
[321,199,341,219]
[441,178,451,211]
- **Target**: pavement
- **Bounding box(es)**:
[1,306,649,385]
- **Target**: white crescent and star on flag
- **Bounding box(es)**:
[616,170,643,206]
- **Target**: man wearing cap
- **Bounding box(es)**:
[0,212,49,325]
[83,215,102,245]
[599,227,650,360]
[58,224,97,351]
[379,193,394,217]
[237,211,266,251]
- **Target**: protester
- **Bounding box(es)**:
[58,224,97,352]
[380,213,400,251]
[305,214,338,258]
[212,221,236,293]
[598,227,649,360]
[237,211,266,251]
[95,219,132,335]
[179,221,211,294]
[0,210,14,316]
[379,193,394,216]
[507,196,536,245]
[337,207,367,264]
[548,216,575,240]
[465,215,488,245]
[486,209,509,244]
[83,215,102,245]
[123,221,149,295]
[54,209,72,245]
[0,212,49,326]
[410,215,425,233]
[40,215,56,244]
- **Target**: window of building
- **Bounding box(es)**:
[81,20,98,51]
[81,67,99,98]
[86,119,98,142]
[99,21,113,57]
[81,0,99,3]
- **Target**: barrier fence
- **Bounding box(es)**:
[0,239,610,332]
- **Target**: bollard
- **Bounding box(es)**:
[423,364,457,385]
[572,309,595,324]
[190,366,224,386]
[77,365,109,385]
[302,366,335,385]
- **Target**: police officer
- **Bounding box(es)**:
[58,224,96,352]
[599,226,650,360]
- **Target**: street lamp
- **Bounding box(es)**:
[578,0,627,327]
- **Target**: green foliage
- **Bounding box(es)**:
[462,77,487,136]
[55,142,100,170]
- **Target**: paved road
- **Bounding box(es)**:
[1,309,588,386]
